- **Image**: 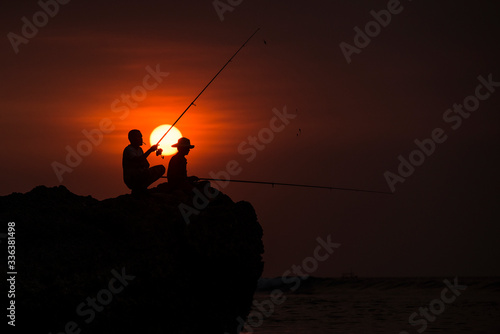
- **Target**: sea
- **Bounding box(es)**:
[243,277,500,333]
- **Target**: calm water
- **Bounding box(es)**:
[244,278,500,333]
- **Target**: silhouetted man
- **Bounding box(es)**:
[167,137,199,189]
[122,129,165,195]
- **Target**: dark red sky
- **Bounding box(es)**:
[1,0,499,278]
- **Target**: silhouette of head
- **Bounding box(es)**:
[128,129,143,147]
[172,137,194,156]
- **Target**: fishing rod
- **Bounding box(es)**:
[156,28,261,147]
[198,178,393,195]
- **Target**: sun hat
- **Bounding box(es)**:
[172,137,195,148]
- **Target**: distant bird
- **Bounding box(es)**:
[263,39,267,45]
[296,128,301,137]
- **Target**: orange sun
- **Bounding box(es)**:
[150,124,183,156]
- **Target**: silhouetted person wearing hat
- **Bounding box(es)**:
[167,137,199,189]
[122,129,165,196]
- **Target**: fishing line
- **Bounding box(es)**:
[156,28,261,146]
[198,178,392,195]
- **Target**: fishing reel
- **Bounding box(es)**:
[156,148,164,159]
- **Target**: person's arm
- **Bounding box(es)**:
[127,145,158,163]
[142,145,158,159]
[123,145,158,167]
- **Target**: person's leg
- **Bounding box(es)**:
[146,165,166,187]
[125,173,150,197]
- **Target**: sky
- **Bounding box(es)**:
[1,0,499,278]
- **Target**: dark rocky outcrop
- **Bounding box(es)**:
[0,184,264,333]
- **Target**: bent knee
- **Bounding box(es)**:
[151,165,166,176]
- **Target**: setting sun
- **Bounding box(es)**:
[150,124,183,156]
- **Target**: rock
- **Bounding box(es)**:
[0,183,264,333]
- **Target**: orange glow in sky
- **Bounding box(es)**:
[2,1,500,279]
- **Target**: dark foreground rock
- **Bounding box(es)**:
[0,184,264,333]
